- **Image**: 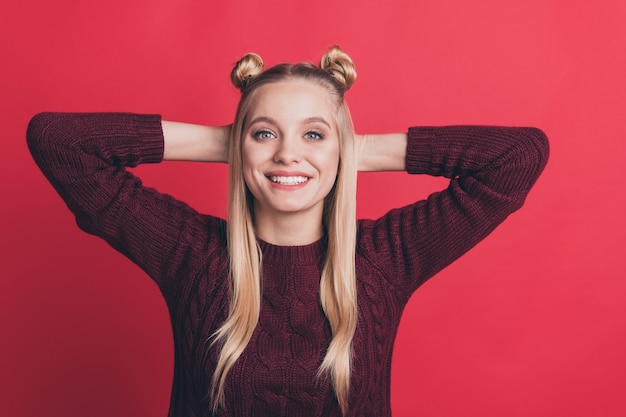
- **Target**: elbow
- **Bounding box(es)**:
[523,127,550,174]
[26,112,59,156]
[503,127,550,183]
[26,112,78,168]
[488,127,550,207]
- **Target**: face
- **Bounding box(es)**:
[241,79,340,222]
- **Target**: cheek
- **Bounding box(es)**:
[240,144,258,192]
[328,160,339,180]
[241,140,253,166]
[320,150,340,187]
[328,144,341,175]
[241,162,260,194]
[241,141,260,172]
[242,168,254,189]
[326,143,342,191]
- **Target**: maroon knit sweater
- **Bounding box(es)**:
[27,113,548,417]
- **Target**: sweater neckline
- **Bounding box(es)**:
[258,237,326,266]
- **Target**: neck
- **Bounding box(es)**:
[253,208,324,246]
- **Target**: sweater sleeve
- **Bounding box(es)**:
[26,112,227,293]
[357,125,549,298]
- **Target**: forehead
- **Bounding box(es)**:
[247,79,336,123]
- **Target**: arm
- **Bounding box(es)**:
[26,113,228,293]
[356,132,407,172]
[162,120,230,162]
[357,125,549,297]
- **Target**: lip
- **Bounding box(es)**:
[265,170,312,190]
[266,170,311,177]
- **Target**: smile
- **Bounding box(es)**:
[268,175,309,185]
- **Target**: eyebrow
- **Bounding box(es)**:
[247,116,331,129]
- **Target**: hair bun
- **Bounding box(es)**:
[320,45,357,91]
[231,53,264,91]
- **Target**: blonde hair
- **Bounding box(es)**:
[210,45,358,415]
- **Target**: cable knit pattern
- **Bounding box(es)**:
[27,113,549,417]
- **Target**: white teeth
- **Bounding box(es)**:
[269,176,308,185]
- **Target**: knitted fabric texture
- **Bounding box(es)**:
[27,113,549,417]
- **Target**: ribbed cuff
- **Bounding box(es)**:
[406,126,435,175]
[132,113,164,164]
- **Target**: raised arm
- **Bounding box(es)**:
[26,113,229,293]
[356,132,407,172]
[357,125,550,297]
[162,120,230,162]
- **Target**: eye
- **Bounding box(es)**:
[304,130,324,140]
[253,129,275,140]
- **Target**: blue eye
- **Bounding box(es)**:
[305,131,324,140]
[253,130,275,140]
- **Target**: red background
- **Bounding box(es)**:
[2,1,625,416]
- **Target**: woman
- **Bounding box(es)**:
[27,46,549,417]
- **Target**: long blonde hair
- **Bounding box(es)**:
[210,46,358,415]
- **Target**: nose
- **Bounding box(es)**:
[273,136,302,165]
